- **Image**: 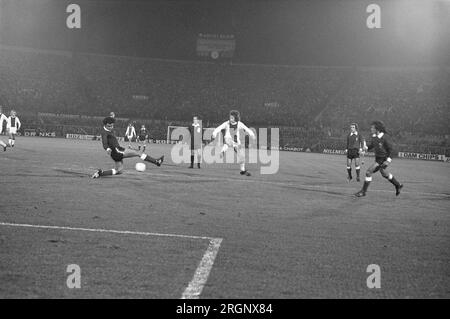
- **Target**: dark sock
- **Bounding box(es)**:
[356,169,360,178]
[142,154,157,164]
[362,181,370,192]
[190,155,194,166]
[389,176,401,187]
[347,168,352,179]
[100,169,113,176]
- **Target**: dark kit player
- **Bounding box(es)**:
[189,116,202,168]
[138,124,148,151]
[92,117,164,178]
[345,123,365,182]
[355,121,403,197]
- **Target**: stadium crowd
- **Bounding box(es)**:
[0,46,448,155]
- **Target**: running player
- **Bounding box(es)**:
[189,116,202,168]
[6,110,21,147]
[0,106,8,151]
[355,121,403,197]
[212,110,256,176]
[125,122,137,149]
[92,117,164,178]
[345,123,365,182]
[137,124,148,151]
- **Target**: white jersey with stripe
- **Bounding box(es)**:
[6,116,21,130]
[212,120,255,145]
[125,126,136,137]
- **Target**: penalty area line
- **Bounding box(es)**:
[0,222,223,299]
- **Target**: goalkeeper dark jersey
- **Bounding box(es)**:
[367,132,393,159]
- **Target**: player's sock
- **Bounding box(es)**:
[141,154,164,166]
[362,176,371,192]
[8,139,12,146]
[190,155,194,168]
[347,167,352,179]
[356,166,360,178]
[355,176,371,196]
[100,169,120,176]
[141,154,157,164]
[387,174,400,187]
[240,163,245,172]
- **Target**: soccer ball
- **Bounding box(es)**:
[135,163,146,172]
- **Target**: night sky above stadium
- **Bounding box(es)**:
[0,0,449,66]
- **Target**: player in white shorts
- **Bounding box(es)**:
[125,122,137,149]
[212,110,256,176]
[6,110,21,148]
[0,106,8,151]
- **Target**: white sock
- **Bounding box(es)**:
[240,163,245,171]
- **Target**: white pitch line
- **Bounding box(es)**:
[181,237,223,299]
[0,222,216,241]
[0,222,223,299]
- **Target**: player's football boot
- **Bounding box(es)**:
[354,190,366,197]
[156,156,164,167]
[91,169,102,179]
[395,184,403,196]
[240,170,251,176]
[189,164,194,168]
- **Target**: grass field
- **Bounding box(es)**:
[0,137,449,298]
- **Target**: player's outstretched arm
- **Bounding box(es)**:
[239,122,256,139]
[212,121,228,138]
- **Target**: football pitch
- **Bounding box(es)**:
[0,137,449,298]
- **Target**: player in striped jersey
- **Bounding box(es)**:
[91,117,164,178]
[6,110,21,148]
[212,110,256,176]
[125,122,137,149]
[0,106,8,151]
